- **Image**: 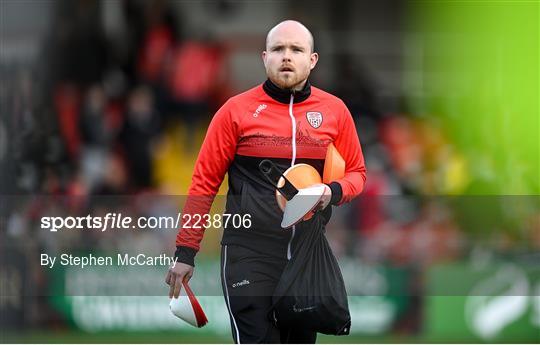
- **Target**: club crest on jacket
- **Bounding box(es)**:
[306,111,322,128]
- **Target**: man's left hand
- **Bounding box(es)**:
[314,184,332,211]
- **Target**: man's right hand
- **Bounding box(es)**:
[165,262,194,299]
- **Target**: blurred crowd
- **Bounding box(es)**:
[1,0,539,335]
[2,0,538,268]
[2,0,231,196]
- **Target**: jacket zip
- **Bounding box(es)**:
[287,94,296,260]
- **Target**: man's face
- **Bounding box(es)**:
[262,23,318,91]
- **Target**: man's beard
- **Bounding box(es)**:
[269,70,307,91]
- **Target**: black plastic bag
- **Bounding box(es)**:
[270,214,351,335]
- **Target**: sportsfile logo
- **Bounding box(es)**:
[252,104,267,117]
[41,213,252,232]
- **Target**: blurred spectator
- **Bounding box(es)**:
[333,54,381,121]
[93,151,128,194]
[48,0,108,87]
[53,83,81,161]
[135,0,177,85]
[79,85,111,148]
[119,86,160,190]
[161,38,228,147]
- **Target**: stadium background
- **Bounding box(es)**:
[0,0,538,343]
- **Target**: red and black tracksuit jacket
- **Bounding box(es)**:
[175,79,366,265]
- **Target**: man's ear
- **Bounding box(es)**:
[310,52,319,70]
[262,51,267,67]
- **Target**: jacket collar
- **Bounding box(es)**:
[262,78,311,104]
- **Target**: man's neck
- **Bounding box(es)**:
[291,79,307,92]
[262,78,311,104]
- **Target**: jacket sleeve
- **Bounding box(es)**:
[175,99,239,265]
[327,101,366,205]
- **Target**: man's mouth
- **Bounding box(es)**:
[280,67,294,72]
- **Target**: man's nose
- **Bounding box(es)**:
[282,49,292,61]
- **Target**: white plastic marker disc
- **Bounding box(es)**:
[281,184,325,229]
[169,282,208,328]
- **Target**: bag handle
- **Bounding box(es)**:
[258,159,298,201]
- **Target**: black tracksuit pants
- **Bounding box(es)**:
[220,244,317,344]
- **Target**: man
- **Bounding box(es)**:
[166,20,366,343]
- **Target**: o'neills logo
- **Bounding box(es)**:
[232,279,250,288]
[306,111,323,128]
[253,104,267,117]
